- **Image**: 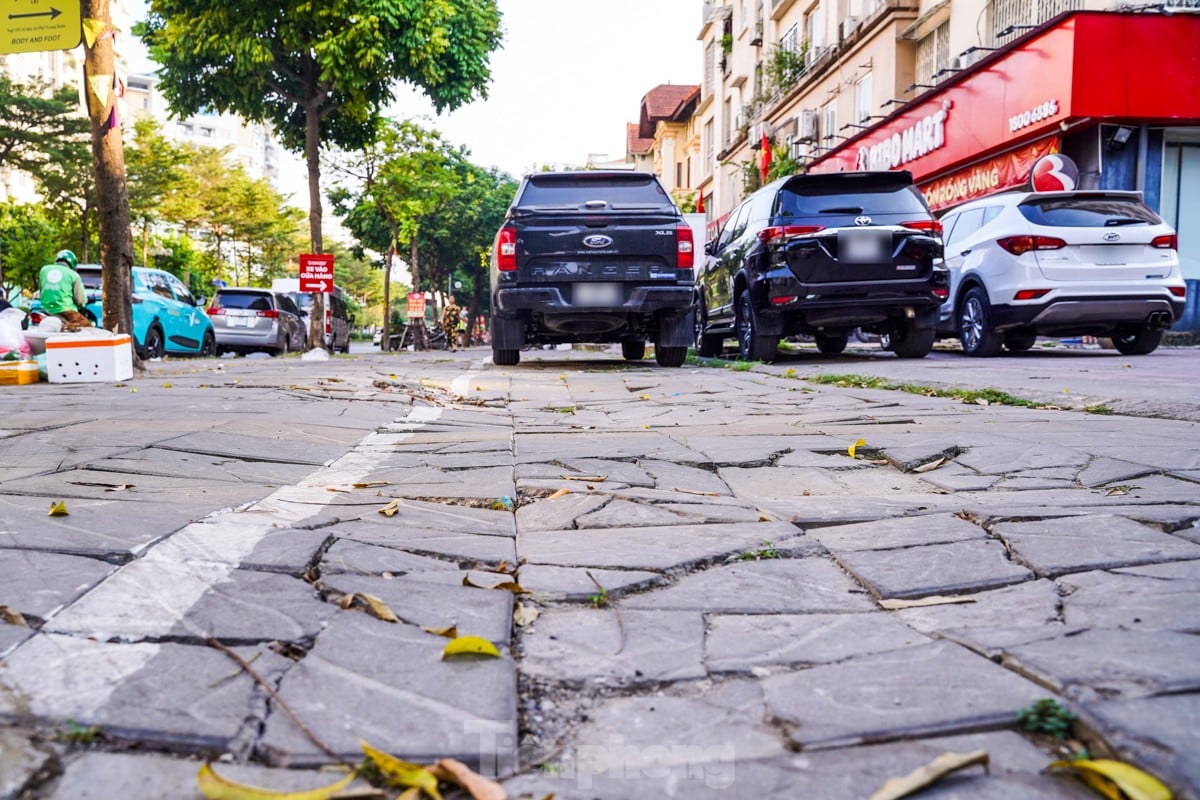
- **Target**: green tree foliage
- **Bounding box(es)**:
[125,118,189,265]
[0,201,64,297]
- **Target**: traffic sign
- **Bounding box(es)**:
[1,0,81,54]
[298,253,334,293]
[406,294,426,317]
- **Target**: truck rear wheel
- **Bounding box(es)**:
[492,347,519,366]
[621,339,646,360]
[655,345,687,367]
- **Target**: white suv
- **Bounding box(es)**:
[936,191,1185,356]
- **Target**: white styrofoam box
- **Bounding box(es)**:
[46,332,133,383]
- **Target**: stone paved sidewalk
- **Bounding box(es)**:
[1,348,1197,799]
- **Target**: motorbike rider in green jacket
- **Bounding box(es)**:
[38,250,92,331]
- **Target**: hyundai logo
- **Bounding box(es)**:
[582,235,614,248]
[854,216,872,226]
[1103,232,1120,242]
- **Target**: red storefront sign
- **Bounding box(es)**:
[406,294,426,318]
[298,253,334,293]
[920,138,1059,211]
[809,12,1200,185]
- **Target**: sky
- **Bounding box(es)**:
[125,0,703,180]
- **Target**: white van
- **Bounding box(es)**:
[271,279,352,353]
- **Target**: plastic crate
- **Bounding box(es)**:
[0,360,39,385]
[46,333,133,383]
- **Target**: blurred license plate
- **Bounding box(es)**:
[574,282,621,306]
[839,230,890,263]
[227,315,248,327]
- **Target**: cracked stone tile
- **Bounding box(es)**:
[0,727,55,800]
[675,434,832,466]
[44,751,377,800]
[514,433,706,465]
[955,444,1090,475]
[239,528,331,574]
[1076,457,1158,488]
[337,519,517,566]
[312,497,514,536]
[1,468,279,506]
[992,514,1200,577]
[519,607,705,686]
[560,459,654,487]
[320,539,461,577]
[516,565,664,601]
[575,499,698,529]
[654,501,770,524]
[765,496,963,527]
[917,463,1002,492]
[367,466,515,501]
[719,467,847,499]
[777,449,875,469]
[92,447,317,486]
[893,579,1063,639]
[624,556,870,613]
[1080,694,1200,797]
[260,611,516,768]
[317,573,512,644]
[157,431,345,465]
[1059,567,1200,632]
[640,460,732,495]
[0,626,31,656]
[0,634,289,754]
[706,611,929,673]
[762,640,1045,749]
[0,550,116,621]
[810,513,986,552]
[835,539,1034,600]
[999,629,1200,702]
[518,521,803,571]
[516,493,610,532]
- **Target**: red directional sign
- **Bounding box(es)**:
[299,253,334,293]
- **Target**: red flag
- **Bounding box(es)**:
[760,131,771,181]
[696,193,705,213]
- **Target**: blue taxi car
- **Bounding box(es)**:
[30,265,216,358]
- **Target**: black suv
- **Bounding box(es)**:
[489,171,696,367]
[695,170,948,361]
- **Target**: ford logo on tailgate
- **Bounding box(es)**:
[582,234,614,248]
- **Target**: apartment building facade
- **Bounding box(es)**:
[688,0,1200,327]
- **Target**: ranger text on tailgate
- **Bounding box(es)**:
[489,171,696,367]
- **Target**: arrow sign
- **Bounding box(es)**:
[9,8,63,20]
[298,253,334,293]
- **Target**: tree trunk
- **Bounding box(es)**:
[409,238,427,350]
[305,101,326,350]
[83,0,134,350]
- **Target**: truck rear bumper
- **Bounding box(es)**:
[495,285,692,315]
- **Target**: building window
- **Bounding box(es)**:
[804,2,823,49]
[705,42,715,100]
[916,21,950,86]
[781,23,799,53]
[991,0,1082,46]
[676,162,683,187]
[821,103,836,149]
[722,97,732,145]
[855,73,873,124]
[704,119,714,172]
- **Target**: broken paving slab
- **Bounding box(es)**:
[835,539,1033,600]
[893,579,1062,638]
[369,466,515,501]
[0,625,30,657]
[0,468,279,506]
[156,431,346,465]
[762,640,1045,749]
[90,446,317,487]
[705,611,930,672]
[623,556,870,614]
[992,514,1200,577]
[516,564,664,601]
[259,611,516,769]
[559,458,655,487]
[303,497,514,536]
[518,521,803,572]
[719,466,847,499]
[514,432,707,466]
[44,751,375,800]
[763,495,962,527]
[320,539,461,577]
[317,573,513,644]
[575,499,701,529]
[954,443,1091,475]
[0,727,55,800]
[238,528,332,574]
[339,522,517,566]
[516,493,610,532]
[810,512,987,552]
[1058,567,1200,632]
[673,433,833,466]
[0,634,289,754]
[998,628,1200,702]
[1080,694,1200,797]
[519,607,705,686]
[640,460,732,495]
[0,550,116,621]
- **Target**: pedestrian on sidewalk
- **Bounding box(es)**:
[38,250,93,332]
[442,295,462,351]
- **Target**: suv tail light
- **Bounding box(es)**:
[901,219,943,235]
[496,225,517,271]
[997,235,1067,256]
[758,225,824,245]
[257,309,279,318]
[1151,233,1178,250]
[206,307,225,316]
[1014,289,1051,301]
[676,224,694,269]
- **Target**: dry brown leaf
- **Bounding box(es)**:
[356,593,400,623]
[513,603,540,627]
[421,624,458,639]
[325,487,351,494]
[491,581,530,595]
[878,595,977,610]
[546,488,571,500]
[672,487,719,496]
[870,749,989,800]
[429,758,506,800]
[0,605,28,626]
[353,481,393,488]
[338,594,355,610]
[913,457,948,473]
[561,475,606,482]
[377,499,400,517]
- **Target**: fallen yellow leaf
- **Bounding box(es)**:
[913,456,947,473]
[377,499,400,517]
[546,488,570,500]
[421,624,458,639]
[640,394,651,400]
[429,758,506,800]
[356,593,400,623]
[360,741,442,799]
[48,501,68,517]
[443,635,501,660]
[848,438,866,459]
[870,750,989,800]
[162,383,172,388]
[0,605,28,626]
[196,762,355,800]
[353,481,393,489]
[1047,758,1172,800]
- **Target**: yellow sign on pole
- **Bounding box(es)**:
[0,0,82,54]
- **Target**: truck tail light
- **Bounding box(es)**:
[997,235,1067,256]
[676,224,694,269]
[496,225,518,271]
[758,225,824,245]
[902,219,943,235]
[1151,233,1178,250]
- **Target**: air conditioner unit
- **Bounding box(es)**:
[798,109,818,143]
[840,17,858,41]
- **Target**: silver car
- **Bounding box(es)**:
[207,288,308,356]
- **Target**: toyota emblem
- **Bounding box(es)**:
[854,216,872,226]
[1103,232,1120,242]
[582,234,614,248]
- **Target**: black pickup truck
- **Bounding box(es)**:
[488,171,696,367]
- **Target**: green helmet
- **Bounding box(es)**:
[54,249,77,269]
